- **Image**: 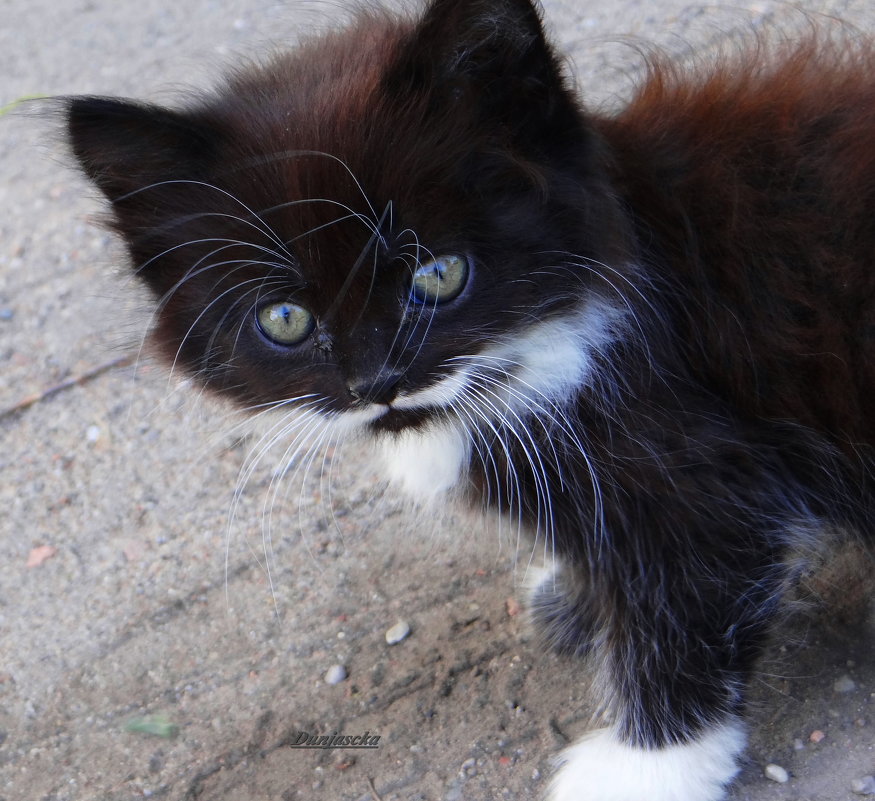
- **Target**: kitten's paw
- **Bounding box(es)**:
[547,720,745,801]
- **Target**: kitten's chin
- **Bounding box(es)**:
[329,402,443,438]
[367,405,438,433]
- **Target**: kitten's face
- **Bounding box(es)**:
[68,0,628,439]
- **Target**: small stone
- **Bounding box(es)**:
[793,738,805,751]
[764,763,789,784]
[85,425,101,443]
[26,545,57,568]
[834,675,857,693]
[385,620,411,645]
[809,729,826,743]
[324,664,347,685]
[122,539,147,562]
[852,775,875,795]
[333,754,355,770]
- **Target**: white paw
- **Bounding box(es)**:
[547,720,745,801]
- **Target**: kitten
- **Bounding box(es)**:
[65,0,875,798]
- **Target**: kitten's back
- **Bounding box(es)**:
[599,35,875,449]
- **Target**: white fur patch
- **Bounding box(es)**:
[378,421,469,498]
[548,721,746,801]
[483,300,618,408]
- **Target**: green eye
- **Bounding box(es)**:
[256,301,315,345]
[410,254,469,304]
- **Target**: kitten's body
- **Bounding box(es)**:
[66,1,875,799]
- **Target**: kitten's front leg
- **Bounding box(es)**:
[548,718,745,801]
[543,565,756,801]
[530,564,746,800]
[542,494,792,801]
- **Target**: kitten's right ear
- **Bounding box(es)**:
[66,97,214,201]
[387,0,581,147]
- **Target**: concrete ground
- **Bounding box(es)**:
[2,1,874,799]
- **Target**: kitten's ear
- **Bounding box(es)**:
[67,97,214,201]
[391,0,574,130]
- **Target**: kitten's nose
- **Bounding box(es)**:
[347,369,403,405]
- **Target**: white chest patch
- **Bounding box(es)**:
[378,422,469,499]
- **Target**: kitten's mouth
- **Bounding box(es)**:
[368,404,436,433]
[354,369,466,433]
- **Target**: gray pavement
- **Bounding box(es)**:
[2,1,874,800]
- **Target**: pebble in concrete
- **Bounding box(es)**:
[765,764,789,784]
[324,664,347,685]
[385,620,411,645]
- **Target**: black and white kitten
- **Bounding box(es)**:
[65,0,875,798]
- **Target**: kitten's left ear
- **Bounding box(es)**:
[66,96,215,202]
[389,0,577,135]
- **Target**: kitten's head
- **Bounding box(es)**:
[67,0,629,438]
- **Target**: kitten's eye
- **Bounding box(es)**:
[256,301,315,345]
[410,254,469,304]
